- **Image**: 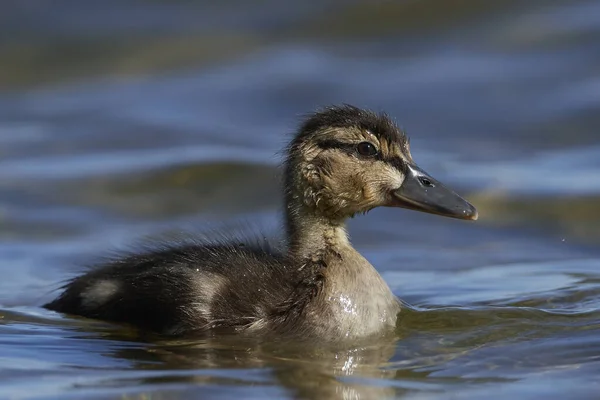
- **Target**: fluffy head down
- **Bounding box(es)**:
[285,105,413,222]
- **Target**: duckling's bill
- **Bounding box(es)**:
[392,164,478,221]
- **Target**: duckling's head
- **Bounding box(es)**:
[284,105,477,225]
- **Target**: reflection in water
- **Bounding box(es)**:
[16,303,593,399]
[89,333,399,399]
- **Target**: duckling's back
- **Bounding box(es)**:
[44,241,297,335]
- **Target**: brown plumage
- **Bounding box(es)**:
[44,105,477,340]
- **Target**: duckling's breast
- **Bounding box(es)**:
[319,250,401,339]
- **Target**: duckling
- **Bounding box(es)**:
[44,105,477,340]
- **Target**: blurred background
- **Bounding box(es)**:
[1,0,599,399]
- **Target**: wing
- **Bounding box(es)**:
[45,241,296,335]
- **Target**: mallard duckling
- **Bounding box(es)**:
[44,105,477,340]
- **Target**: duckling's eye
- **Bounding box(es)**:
[356,142,378,157]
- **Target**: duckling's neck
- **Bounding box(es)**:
[286,212,349,258]
[285,205,401,338]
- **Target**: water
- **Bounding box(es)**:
[1,0,600,398]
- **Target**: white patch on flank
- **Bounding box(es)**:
[191,272,227,322]
[81,280,120,309]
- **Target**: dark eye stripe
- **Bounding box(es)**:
[387,157,407,174]
[316,140,407,169]
[315,139,358,154]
